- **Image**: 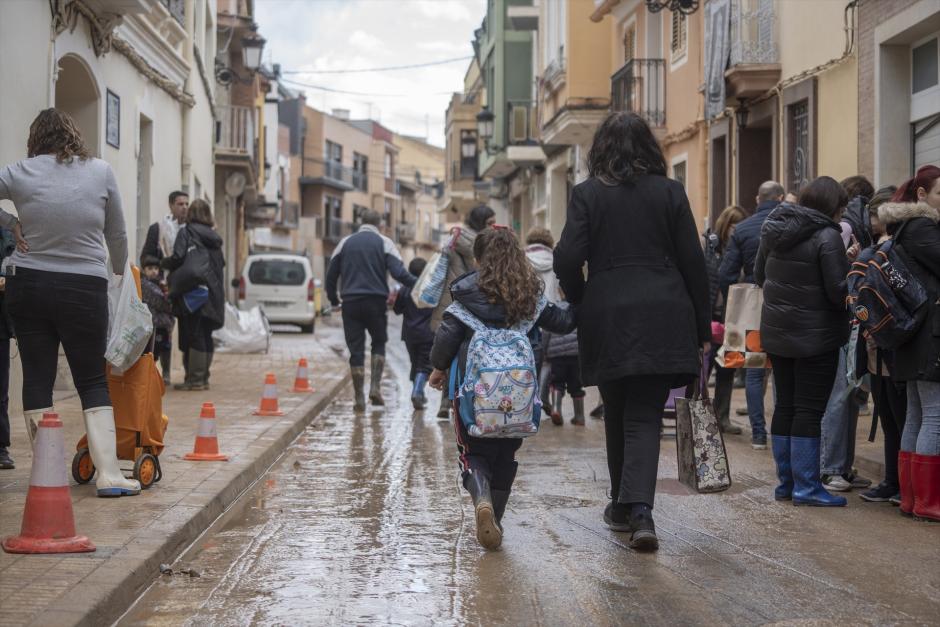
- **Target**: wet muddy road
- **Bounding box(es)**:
[120,336,940,626]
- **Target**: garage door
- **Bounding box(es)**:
[914,113,940,171]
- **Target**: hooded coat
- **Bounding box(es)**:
[430,271,577,374]
[877,201,940,382]
[754,203,849,358]
[525,243,560,303]
[431,225,478,332]
[553,176,711,387]
[162,222,226,330]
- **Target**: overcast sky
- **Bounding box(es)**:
[254,0,486,147]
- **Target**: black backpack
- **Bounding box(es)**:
[848,222,928,350]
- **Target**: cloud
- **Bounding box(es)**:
[414,0,474,22]
[348,29,383,52]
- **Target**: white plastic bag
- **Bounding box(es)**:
[105,260,154,373]
[411,250,450,309]
[212,304,271,353]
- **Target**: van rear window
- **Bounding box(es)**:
[248,260,306,286]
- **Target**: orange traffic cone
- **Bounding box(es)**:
[2,412,95,554]
[292,358,314,393]
[184,403,229,462]
[254,374,284,416]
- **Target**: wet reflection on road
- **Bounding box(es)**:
[120,340,940,625]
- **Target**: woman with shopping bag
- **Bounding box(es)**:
[161,199,225,391]
[0,108,140,497]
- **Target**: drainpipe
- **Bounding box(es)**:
[180,0,196,194]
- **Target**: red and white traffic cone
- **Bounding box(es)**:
[292,358,314,393]
[254,373,284,416]
[184,403,228,462]
[2,412,95,554]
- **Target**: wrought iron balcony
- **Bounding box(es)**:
[730,0,778,66]
[324,219,354,243]
[611,59,666,128]
[216,105,256,160]
[300,161,356,192]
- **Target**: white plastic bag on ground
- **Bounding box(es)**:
[212,304,271,353]
[106,260,154,373]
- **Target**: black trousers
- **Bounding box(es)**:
[871,374,907,487]
[7,268,110,410]
[454,402,522,491]
[710,350,734,424]
[599,375,673,508]
[768,350,840,438]
[342,296,388,368]
[549,356,585,397]
[0,339,9,448]
[179,313,214,353]
[406,340,432,381]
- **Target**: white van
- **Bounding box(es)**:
[236,253,316,333]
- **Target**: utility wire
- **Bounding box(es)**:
[281,55,473,75]
[281,77,454,98]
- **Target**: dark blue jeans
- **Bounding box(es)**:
[7,268,111,411]
[745,368,767,438]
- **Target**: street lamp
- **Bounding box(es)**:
[215,25,267,85]
[476,106,495,143]
[735,100,749,130]
[242,33,266,71]
[645,0,700,15]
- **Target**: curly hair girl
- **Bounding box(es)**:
[27,108,90,162]
[473,228,543,326]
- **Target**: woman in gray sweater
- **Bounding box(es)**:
[0,108,140,497]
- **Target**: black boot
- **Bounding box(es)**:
[351,367,366,413]
[491,462,517,531]
[369,354,385,406]
[465,471,501,550]
[0,447,14,470]
[626,503,659,551]
[571,397,586,426]
[160,348,172,385]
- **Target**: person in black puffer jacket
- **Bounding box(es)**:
[161,199,226,392]
[755,176,850,508]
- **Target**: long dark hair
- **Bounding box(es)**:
[799,176,847,220]
[27,108,90,162]
[473,228,542,326]
[587,112,666,184]
[466,205,495,232]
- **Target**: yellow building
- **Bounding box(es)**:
[394,133,445,261]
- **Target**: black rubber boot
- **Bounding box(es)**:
[369,354,385,406]
[571,397,586,426]
[491,462,518,531]
[351,367,366,413]
[550,388,564,426]
[466,471,501,550]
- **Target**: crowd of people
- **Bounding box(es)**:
[0,109,226,493]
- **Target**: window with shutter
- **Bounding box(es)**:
[671,11,687,59]
[624,24,636,63]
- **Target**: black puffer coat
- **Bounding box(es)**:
[162,223,226,330]
[878,201,940,382]
[430,272,577,374]
[553,176,710,386]
[754,203,849,358]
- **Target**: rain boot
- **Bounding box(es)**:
[899,450,914,516]
[437,379,451,420]
[491,462,517,532]
[550,388,564,426]
[466,470,501,550]
[771,435,793,501]
[369,354,385,406]
[203,350,214,390]
[571,396,586,426]
[911,453,940,522]
[411,372,428,410]
[175,350,207,391]
[23,407,49,448]
[790,436,846,507]
[160,349,172,385]
[351,367,366,413]
[539,365,552,417]
[84,407,141,497]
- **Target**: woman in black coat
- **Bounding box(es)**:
[554,112,711,551]
[754,176,850,507]
[161,199,225,391]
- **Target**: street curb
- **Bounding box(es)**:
[39,372,351,627]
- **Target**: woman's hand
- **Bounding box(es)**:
[13,222,28,253]
[429,368,445,391]
[846,234,860,261]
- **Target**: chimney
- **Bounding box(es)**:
[332,108,350,120]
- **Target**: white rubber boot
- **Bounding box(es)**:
[24,408,51,448]
[83,406,141,497]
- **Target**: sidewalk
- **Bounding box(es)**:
[0,319,350,627]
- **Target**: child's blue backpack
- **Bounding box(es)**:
[848,222,928,350]
[447,299,546,438]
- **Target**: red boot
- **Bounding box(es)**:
[899,451,914,516]
[911,453,940,522]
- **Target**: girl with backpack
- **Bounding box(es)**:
[878,165,940,522]
[428,227,577,551]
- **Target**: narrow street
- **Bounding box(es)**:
[119,323,940,626]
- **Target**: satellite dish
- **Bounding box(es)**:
[225,172,246,198]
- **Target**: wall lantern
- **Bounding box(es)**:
[476,106,495,142]
[645,0,700,15]
[242,33,266,71]
[735,100,750,130]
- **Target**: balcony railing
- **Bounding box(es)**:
[508,100,538,145]
[729,0,778,66]
[276,201,299,229]
[351,170,367,192]
[300,161,356,191]
[325,219,354,243]
[161,0,185,24]
[216,105,255,160]
[611,59,666,128]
